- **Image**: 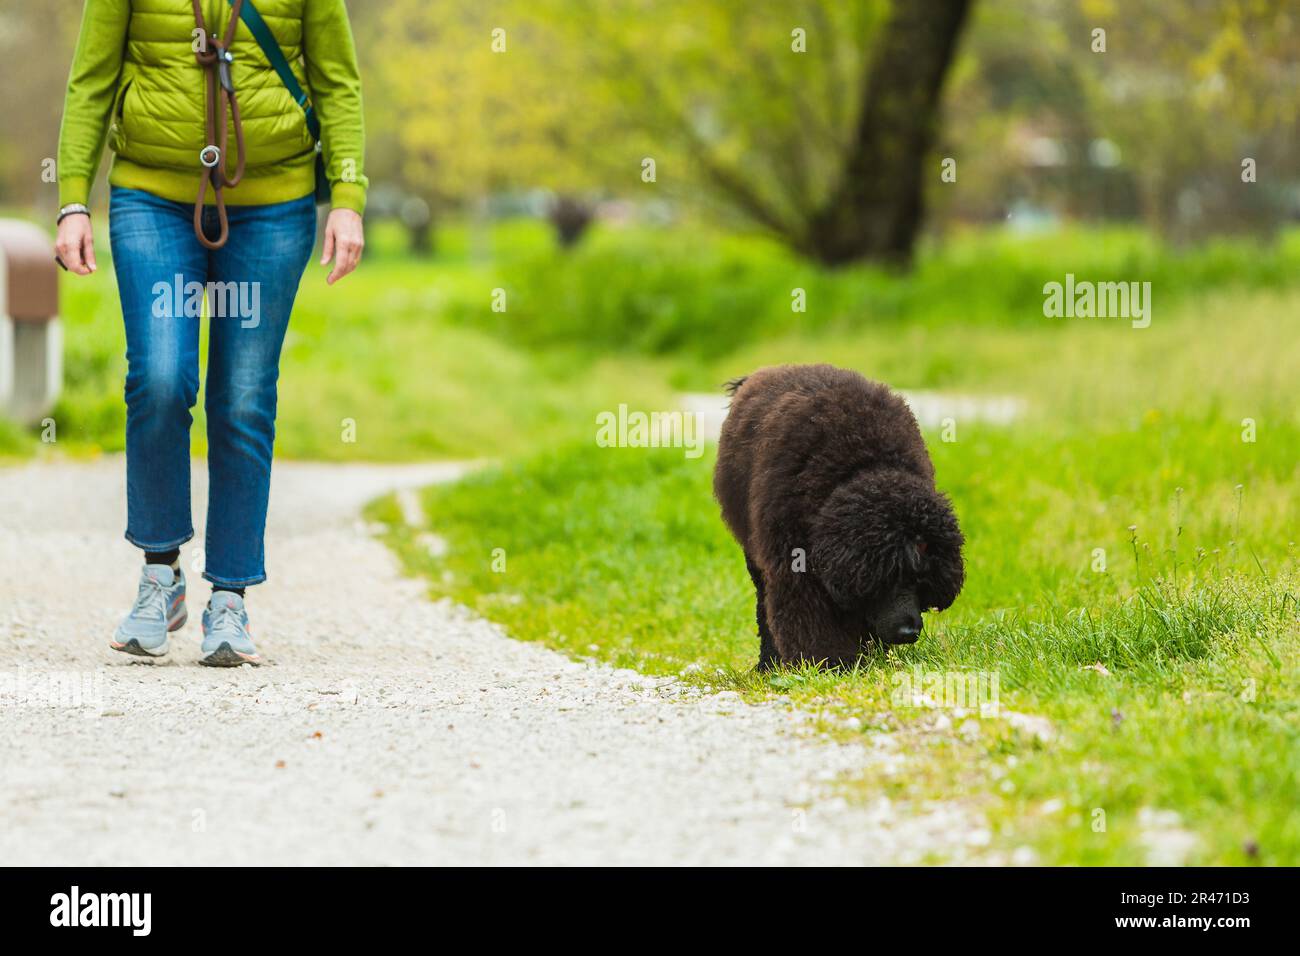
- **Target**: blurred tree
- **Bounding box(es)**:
[1068,0,1300,240]
[369,0,624,251]
[931,0,1141,230]
[804,0,974,264]
[916,0,1298,243]
[0,0,87,210]
[370,0,974,264]
[543,0,974,266]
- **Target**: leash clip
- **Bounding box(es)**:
[199,145,221,168]
[217,47,236,94]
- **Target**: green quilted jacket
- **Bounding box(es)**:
[58,0,367,213]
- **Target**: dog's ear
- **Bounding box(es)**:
[914,487,965,611]
[809,510,884,607]
[810,470,932,606]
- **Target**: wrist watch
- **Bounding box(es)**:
[57,202,91,224]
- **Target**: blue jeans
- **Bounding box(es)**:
[109,186,316,588]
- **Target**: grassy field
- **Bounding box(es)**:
[2,217,673,460]
[371,257,1300,865]
[9,217,1300,459]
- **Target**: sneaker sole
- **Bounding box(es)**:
[110,637,170,658]
[110,608,187,657]
[199,641,261,667]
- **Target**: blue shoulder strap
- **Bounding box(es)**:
[227,0,321,142]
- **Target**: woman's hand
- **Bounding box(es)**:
[321,207,364,285]
[55,214,96,276]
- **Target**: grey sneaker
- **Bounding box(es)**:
[111,564,187,657]
[200,591,261,667]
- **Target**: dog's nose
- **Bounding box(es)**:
[895,617,923,643]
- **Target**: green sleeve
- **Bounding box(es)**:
[57,0,130,207]
[303,0,369,215]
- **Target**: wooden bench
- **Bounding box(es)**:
[0,219,62,425]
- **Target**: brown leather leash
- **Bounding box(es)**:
[191,0,247,249]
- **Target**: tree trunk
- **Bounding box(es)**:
[805,0,973,267]
[400,195,435,256]
[548,195,596,248]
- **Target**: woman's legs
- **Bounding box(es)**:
[110,188,317,579]
[107,188,314,661]
[107,187,204,657]
[202,195,316,589]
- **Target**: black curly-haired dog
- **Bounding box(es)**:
[714,364,965,670]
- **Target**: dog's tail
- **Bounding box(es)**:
[723,375,748,397]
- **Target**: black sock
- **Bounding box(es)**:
[212,584,246,599]
[144,548,181,573]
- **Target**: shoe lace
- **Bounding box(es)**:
[206,601,244,638]
[132,575,169,620]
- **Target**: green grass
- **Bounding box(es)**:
[445,223,1300,364]
[17,217,674,460]
[372,285,1300,866]
[11,217,1300,461]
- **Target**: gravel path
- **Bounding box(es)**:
[0,457,977,865]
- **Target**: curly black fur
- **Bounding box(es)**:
[713,364,965,669]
